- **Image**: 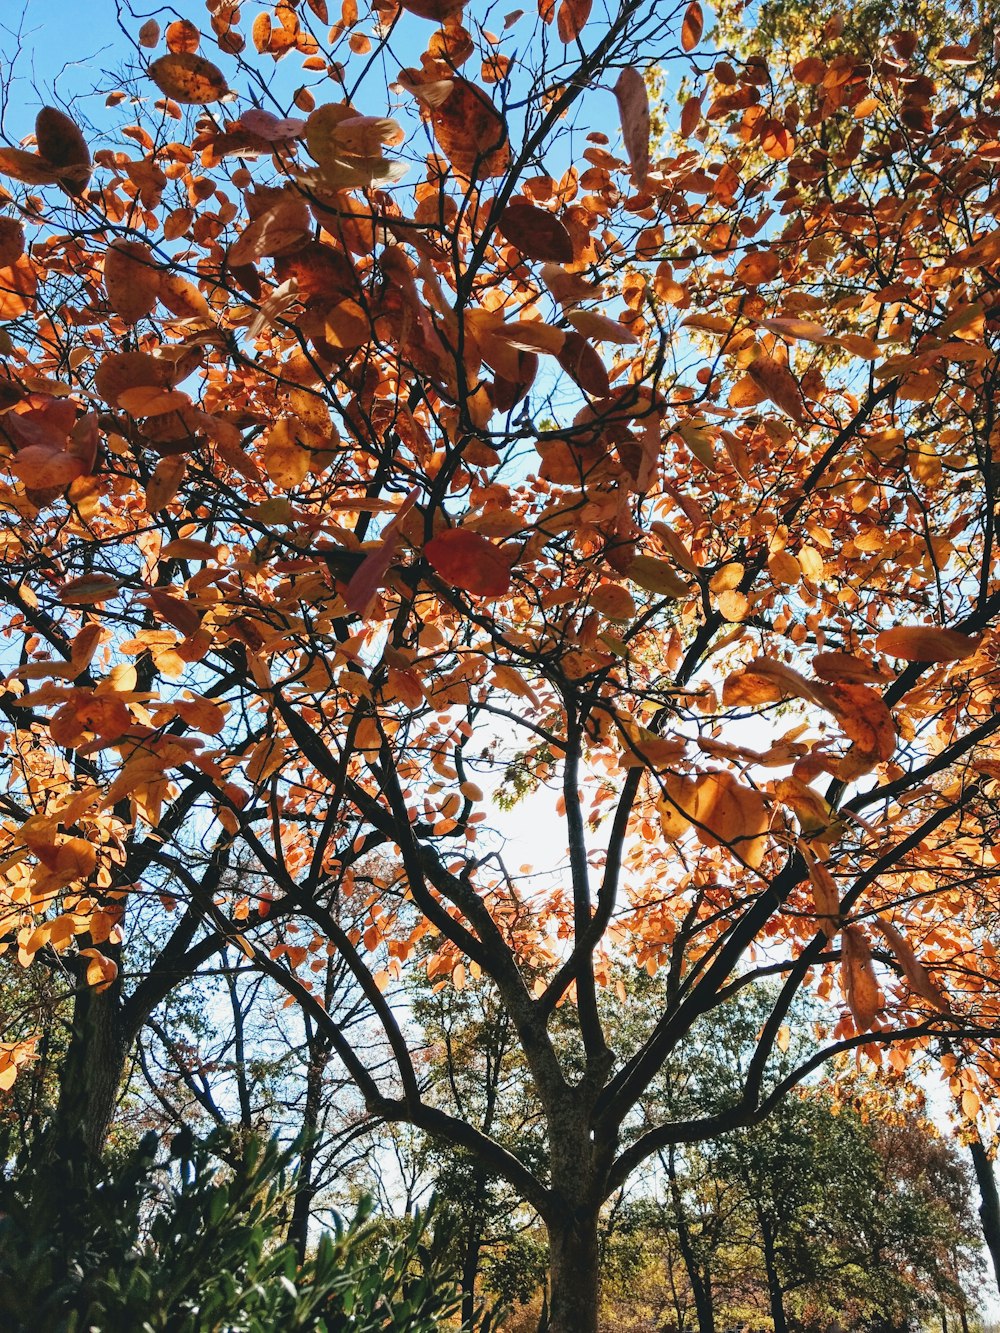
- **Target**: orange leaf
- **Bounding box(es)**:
[432,79,510,181]
[228,197,311,267]
[735,249,780,285]
[145,456,187,514]
[117,386,191,417]
[681,0,703,51]
[841,925,880,1031]
[875,625,980,663]
[0,254,37,319]
[0,217,25,267]
[161,538,218,561]
[9,446,85,489]
[566,308,639,344]
[804,853,839,936]
[871,918,947,1011]
[425,529,514,597]
[747,354,804,421]
[148,52,229,104]
[252,13,273,52]
[0,148,60,186]
[825,682,896,766]
[165,18,201,53]
[104,240,161,324]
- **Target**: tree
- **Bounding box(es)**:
[3,0,1000,1328]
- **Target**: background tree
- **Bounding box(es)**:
[2,0,1000,1328]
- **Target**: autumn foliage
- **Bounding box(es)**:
[1,0,1000,1326]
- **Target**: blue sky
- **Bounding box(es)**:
[0,0,130,132]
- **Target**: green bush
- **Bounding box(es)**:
[0,1127,500,1332]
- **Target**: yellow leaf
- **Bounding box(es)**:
[627,555,690,598]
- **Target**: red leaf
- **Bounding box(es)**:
[425,529,514,597]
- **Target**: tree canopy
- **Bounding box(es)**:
[2,0,1000,1326]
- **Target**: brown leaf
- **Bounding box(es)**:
[35,107,92,195]
[0,218,25,268]
[614,68,650,184]
[557,0,592,42]
[343,490,419,614]
[680,94,702,137]
[399,0,465,17]
[557,331,611,398]
[497,202,573,262]
[148,52,229,104]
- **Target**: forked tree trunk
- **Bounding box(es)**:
[547,1205,602,1333]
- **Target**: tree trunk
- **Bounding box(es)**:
[287,1020,331,1261]
[48,952,126,1161]
[461,1226,482,1328]
[666,1148,715,1333]
[970,1134,1000,1294]
[759,1216,788,1333]
[458,1163,490,1327]
[547,1206,601,1333]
